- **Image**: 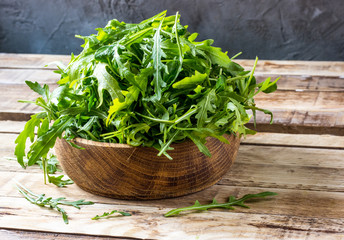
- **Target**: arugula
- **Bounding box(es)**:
[16,182,93,224]
[36,154,61,174]
[164,191,277,217]
[15,11,278,166]
[92,210,132,220]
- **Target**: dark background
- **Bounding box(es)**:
[1,0,343,60]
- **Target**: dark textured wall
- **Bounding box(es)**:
[1,0,343,60]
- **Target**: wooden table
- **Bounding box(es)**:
[0,53,343,239]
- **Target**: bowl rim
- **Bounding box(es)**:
[69,137,135,149]
[64,133,238,149]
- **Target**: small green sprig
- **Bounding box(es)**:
[92,210,132,220]
[47,175,74,187]
[15,182,94,224]
[164,191,277,217]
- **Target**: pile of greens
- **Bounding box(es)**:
[15,11,277,166]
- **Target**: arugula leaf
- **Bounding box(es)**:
[195,89,217,128]
[172,71,207,89]
[25,81,49,99]
[27,116,73,166]
[164,191,277,217]
[93,62,124,106]
[48,175,74,188]
[92,210,131,220]
[36,154,61,174]
[16,182,93,224]
[14,113,44,168]
[149,17,166,101]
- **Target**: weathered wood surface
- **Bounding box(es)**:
[2,53,344,77]
[1,130,344,239]
[0,54,343,239]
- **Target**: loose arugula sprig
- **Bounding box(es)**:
[15,182,93,224]
[36,154,61,174]
[6,155,73,187]
[15,11,278,168]
[92,210,132,220]
[164,191,277,217]
[39,154,74,187]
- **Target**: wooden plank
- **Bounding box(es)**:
[1,132,344,238]
[0,229,131,240]
[1,68,344,92]
[0,53,70,70]
[237,59,344,77]
[242,132,344,149]
[254,90,344,110]
[3,145,344,193]
[248,109,344,135]
[1,185,344,239]
[0,69,59,84]
[0,121,26,134]
[255,74,344,91]
[2,54,344,77]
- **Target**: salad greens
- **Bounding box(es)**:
[164,191,277,217]
[92,210,132,220]
[15,10,278,166]
[15,182,93,224]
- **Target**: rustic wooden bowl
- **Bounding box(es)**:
[55,134,240,200]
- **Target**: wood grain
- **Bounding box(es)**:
[0,229,132,240]
[0,53,71,70]
[2,53,344,77]
[55,135,240,200]
[1,183,344,239]
[1,69,344,91]
[1,131,344,238]
[2,132,344,195]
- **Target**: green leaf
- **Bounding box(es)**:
[195,89,217,128]
[14,113,44,168]
[172,71,207,89]
[16,182,94,224]
[25,81,49,99]
[185,132,211,157]
[36,154,61,174]
[27,116,73,166]
[196,43,231,68]
[92,210,132,220]
[164,191,277,217]
[93,62,124,107]
[148,17,166,101]
[48,175,74,187]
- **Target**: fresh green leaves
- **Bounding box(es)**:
[172,71,207,89]
[93,62,124,106]
[164,191,277,217]
[92,210,132,220]
[16,182,93,224]
[47,175,74,187]
[27,116,73,166]
[14,113,43,168]
[15,11,279,165]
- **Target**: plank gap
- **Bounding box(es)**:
[0,228,147,240]
[240,142,344,150]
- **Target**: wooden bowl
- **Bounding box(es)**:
[55,134,240,200]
